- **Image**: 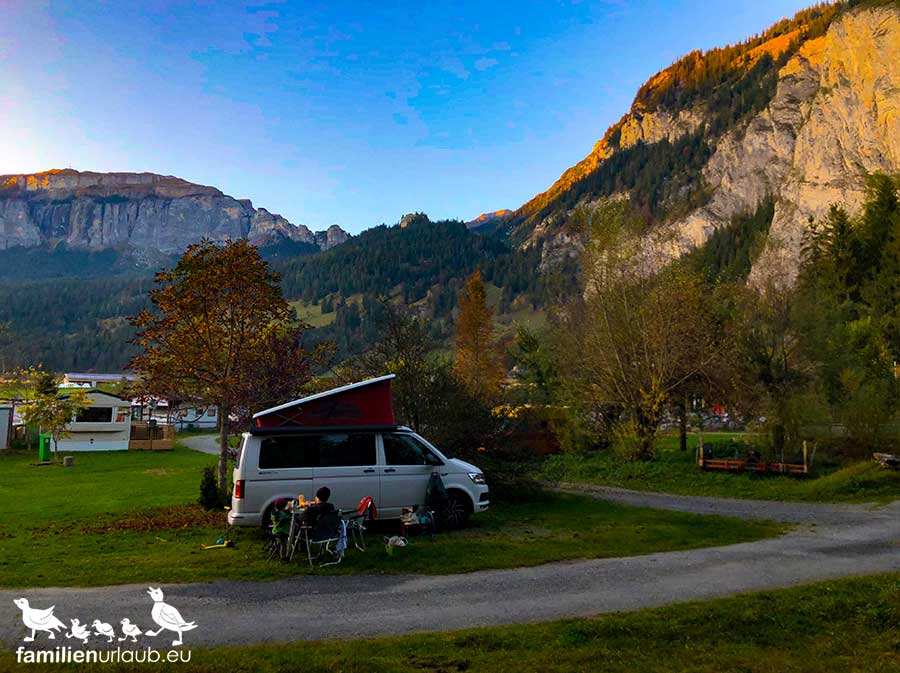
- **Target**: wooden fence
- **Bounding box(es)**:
[129,422,175,450]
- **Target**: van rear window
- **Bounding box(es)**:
[258,434,375,469]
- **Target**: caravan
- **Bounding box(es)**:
[227,375,489,529]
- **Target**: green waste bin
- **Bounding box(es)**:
[38,434,52,462]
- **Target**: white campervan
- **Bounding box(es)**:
[226,376,489,529]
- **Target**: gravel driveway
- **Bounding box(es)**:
[3,485,900,648]
[179,433,220,455]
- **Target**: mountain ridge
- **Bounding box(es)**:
[0,169,350,255]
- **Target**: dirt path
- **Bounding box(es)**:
[3,486,899,648]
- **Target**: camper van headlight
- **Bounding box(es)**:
[468,472,486,485]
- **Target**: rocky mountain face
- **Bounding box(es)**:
[0,170,349,255]
[510,2,900,280]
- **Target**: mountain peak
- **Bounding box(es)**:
[467,209,512,231]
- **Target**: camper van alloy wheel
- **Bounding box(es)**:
[440,492,471,529]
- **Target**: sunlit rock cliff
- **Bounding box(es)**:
[509,2,900,280]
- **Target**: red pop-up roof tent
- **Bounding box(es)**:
[252,374,396,429]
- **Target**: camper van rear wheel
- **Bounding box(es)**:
[261,504,275,530]
[440,492,471,529]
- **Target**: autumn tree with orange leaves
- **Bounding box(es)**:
[129,239,330,491]
[454,270,503,403]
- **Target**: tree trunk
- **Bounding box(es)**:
[217,406,229,494]
[677,396,688,452]
[635,412,657,462]
[773,421,785,458]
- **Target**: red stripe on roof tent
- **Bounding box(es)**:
[254,375,396,428]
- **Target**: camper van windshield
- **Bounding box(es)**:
[258,433,375,469]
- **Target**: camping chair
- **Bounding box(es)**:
[263,512,291,562]
[343,496,376,551]
[303,509,347,567]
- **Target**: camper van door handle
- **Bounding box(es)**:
[384,468,396,473]
[363,468,375,473]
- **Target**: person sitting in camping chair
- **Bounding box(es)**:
[302,487,336,529]
[301,487,346,566]
[269,498,293,561]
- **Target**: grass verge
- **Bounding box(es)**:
[539,432,900,503]
[0,448,781,588]
[5,573,900,671]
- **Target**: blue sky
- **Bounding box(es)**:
[1,0,812,233]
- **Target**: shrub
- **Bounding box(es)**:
[610,418,650,462]
[199,466,227,510]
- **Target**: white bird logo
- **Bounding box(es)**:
[144,587,197,646]
[118,618,143,643]
[13,598,66,642]
[92,620,116,643]
[66,618,91,644]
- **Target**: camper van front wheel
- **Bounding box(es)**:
[440,492,471,529]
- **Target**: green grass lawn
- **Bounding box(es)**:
[539,432,900,503]
[0,447,781,588]
[6,572,900,672]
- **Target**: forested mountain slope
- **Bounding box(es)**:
[504,1,900,279]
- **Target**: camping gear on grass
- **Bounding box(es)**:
[425,471,449,508]
[384,535,408,555]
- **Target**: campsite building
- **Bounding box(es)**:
[57,389,134,451]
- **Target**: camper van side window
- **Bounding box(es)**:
[258,436,318,469]
[317,433,376,467]
[384,433,443,466]
[258,433,375,469]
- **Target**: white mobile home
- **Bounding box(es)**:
[173,405,218,431]
[57,390,133,452]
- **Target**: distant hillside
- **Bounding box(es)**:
[272,214,549,357]
[0,169,349,258]
[0,214,551,370]
[506,1,900,279]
